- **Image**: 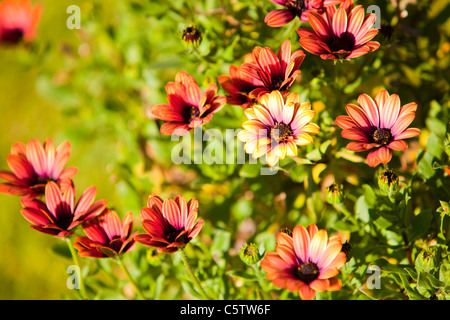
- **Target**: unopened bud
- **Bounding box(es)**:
[378,169,399,194]
[415,246,443,273]
[181,25,202,48]
[239,243,262,266]
[325,183,344,205]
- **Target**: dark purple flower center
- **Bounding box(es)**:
[184,106,200,122]
[329,32,356,57]
[269,76,285,91]
[271,122,293,143]
[55,202,74,230]
[2,28,24,44]
[165,226,187,244]
[372,128,392,145]
[286,0,307,18]
[295,261,320,284]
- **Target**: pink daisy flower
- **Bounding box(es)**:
[74,210,138,258]
[20,181,107,238]
[151,71,226,136]
[135,194,203,254]
[335,90,421,167]
[261,224,347,300]
[296,0,380,60]
[0,138,78,199]
[0,0,42,44]
[265,0,344,27]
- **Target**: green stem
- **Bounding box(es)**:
[65,237,88,300]
[117,257,147,300]
[178,247,210,300]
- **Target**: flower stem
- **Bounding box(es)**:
[178,247,210,300]
[65,237,88,300]
[117,257,147,300]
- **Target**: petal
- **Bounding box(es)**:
[346,5,364,35]
[293,225,310,263]
[307,11,331,42]
[394,128,421,140]
[74,186,97,216]
[45,181,62,217]
[390,103,418,137]
[345,104,372,132]
[387,140,408,151]
[175,195,188,229]
[332,5,348,37]
[163,198,182,230]
[253,105,275,127]
[264,9,295,27]
[52,141,72,179]
[268,90,285,123]
[379,94,401,129]
[357,93,379,127]
[26,139,46,177]
[309,230,328,263]
[341,128,370,142]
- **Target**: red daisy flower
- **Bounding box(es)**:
[0,138,78,199]
[20,181,107,237]
[0,0,42,44]
[265,0,344,27]
[151,71,226,136]
[135,194,203,253]
[74,210,138,258]
[261,224,346,300]
[240,39,306,101]
[218,54,265,109]
[296,0,380,60]
[335,90,421,167]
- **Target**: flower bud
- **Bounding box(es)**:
[415,246,443,273]
[341,240,352,262]
[325,183,344,205]
[239,243,262,266]
[181,25,202,48]
[378,169,399,194]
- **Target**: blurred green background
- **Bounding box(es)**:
[0,0,449,299]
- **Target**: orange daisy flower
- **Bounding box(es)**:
[335,90,420,167]
[239,39,306,101]
[0,0,42,44]
[261,224,346,300]
[0,138,78,199]
[237,90,319,167]
[296,0,380,60]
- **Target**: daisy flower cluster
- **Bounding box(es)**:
[0,0,431,302]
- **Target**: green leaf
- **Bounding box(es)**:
[399,274,425,300]
[228,270,258,281]
[410,209,433,241]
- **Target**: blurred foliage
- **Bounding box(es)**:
[0,0,449,300]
